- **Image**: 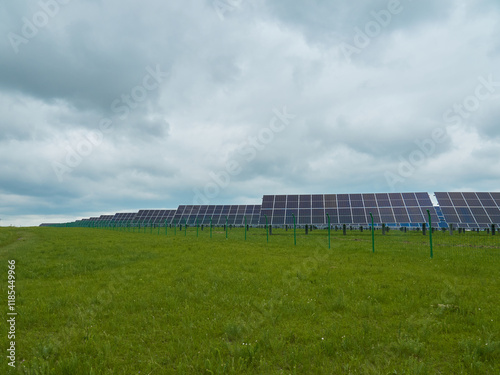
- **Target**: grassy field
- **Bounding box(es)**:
[0,226,499,374]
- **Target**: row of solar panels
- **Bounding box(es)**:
[260,192,439,227]
[435,192,500,228]
[74,205,262,226]
[45,192,500,229]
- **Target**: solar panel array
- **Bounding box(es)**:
[134,210,176,224]
[260,193,439,227]
[112,213,138,224]
[97,215,114,222]
[40,192,500,230]
[172,205,261,226]
[435,192,500,228]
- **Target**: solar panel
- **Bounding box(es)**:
[133,209,177,225]
[435,192,500,228]
[171,205,262,226]
[112,212,138,224]
[260,193,437,227]
[98,215,114,221]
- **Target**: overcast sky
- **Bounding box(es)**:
[1,0,499,226]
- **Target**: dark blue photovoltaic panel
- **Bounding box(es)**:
[363,193,377,207]
[285,208,299,225]
[324,194,337,208]
[490,192,500,204]
[406,207,424,222]
[325,209,339,224]
[379,207,395,223]
[272,214,285,225]
[171,205,262,226]
[367,207,381,223]
[351,207,365,216]
[476,192,495,206]
[112,213,138,223]
[393,207,410,222]
[449,192,467,206]
[350,194,363,208]
[462,192,481,207]
[440,206,459,223]
[274,195,286,209]
[456,207,475,224]
[262,195,274,209]
[312,195,324,208]
[299,195,311,208]
[352,206,367,224]
[337,194,350,208]
[402,192,419,206]
[375,193,391,207]
[287,195,299,208]
[338,208,352,224]
[470,206,487,217]
[435,192,452,206]
[133,209,177,224]
[312,207,325,224]
[415,192,433,206]
[298,207,311,224]
[389,193,404,206]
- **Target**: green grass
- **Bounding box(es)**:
[1,226,499,374]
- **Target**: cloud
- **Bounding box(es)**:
[0,0,499,226]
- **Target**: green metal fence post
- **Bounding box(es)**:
[370,212,375,253]
[292,213,296,246]
[184,219,187,237]
[427,209,433,259]
[326,213,331,249]
[244,216,247,241]
[210,217,213,238]
[225,216,228,239]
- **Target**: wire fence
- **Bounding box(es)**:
[49,218,500,263]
